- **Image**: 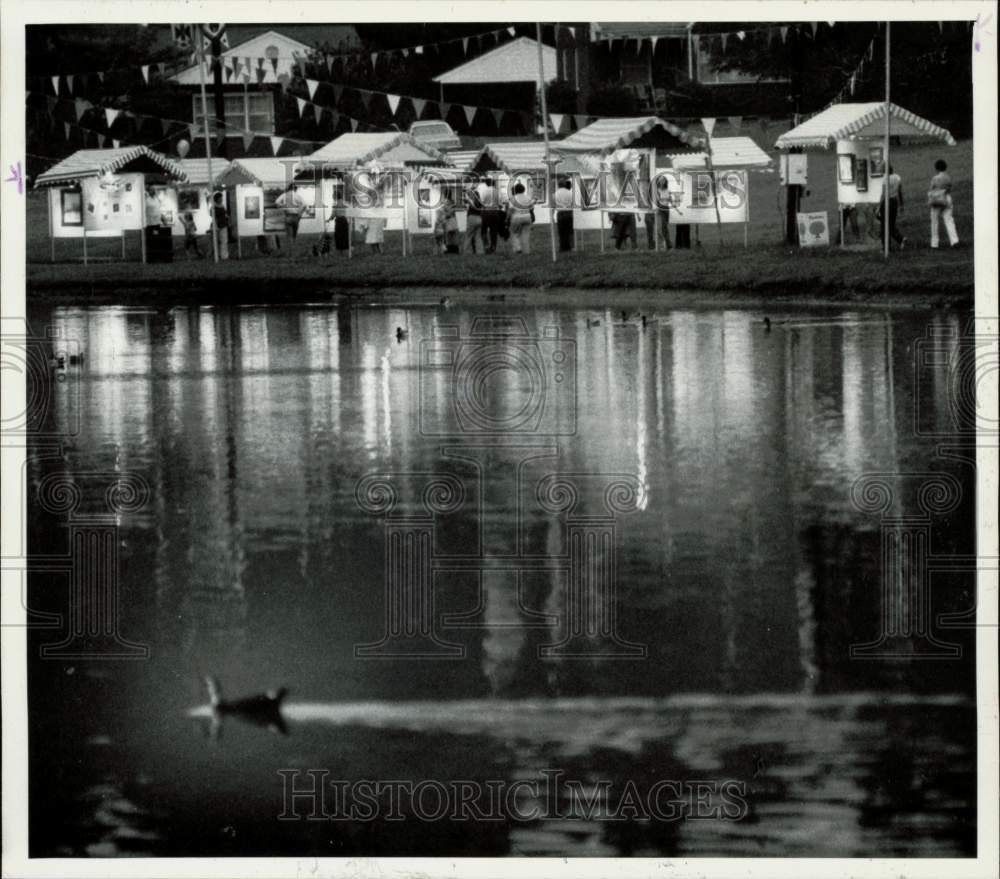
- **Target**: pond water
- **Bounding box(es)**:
[25,300,977,857]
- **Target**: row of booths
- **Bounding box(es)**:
[36,117,778,259]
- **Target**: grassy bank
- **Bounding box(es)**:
[24,139,974,307]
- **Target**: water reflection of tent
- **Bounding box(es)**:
[775,102,956,247]
[35,146,188,262]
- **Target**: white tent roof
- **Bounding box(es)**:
[554,116,705,155]
[217,157,301,187]
[666,136,773,170]
[35,146,188,188]
[775,102,956,150]
[307,132,445,167]
[433,37,557,85]
[173,158,232,186]
[444,150,482,173]
[473,142,589,176]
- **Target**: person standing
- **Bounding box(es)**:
[506,182,534,254]
[880,165,906,250]
[464,185,484,253]
[364,216,385,254]
[554,178,575,252]
[482,178,505,252]
[928,159,960,249]
[181,211,204,258]
[211,191,229,260]
[275,184,306,257]
[654,177,672,249]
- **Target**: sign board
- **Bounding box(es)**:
[660,170,749,225]
[797,210,830,247]
[779,154,808,186]
[80,173,145,233]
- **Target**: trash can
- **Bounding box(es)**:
[145,225,174,263]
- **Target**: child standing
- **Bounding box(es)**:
[182,212,204,259]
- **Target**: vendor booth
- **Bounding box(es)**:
[34,146,188,263]
[775,102,956,247]
[214,157,321,255]
[299,132,450,253]
[170,158,231,238]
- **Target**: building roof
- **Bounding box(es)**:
[775,102,957,150]
[216,157,301,187]
[433,37,557,85]
[592,22,693,41]
[306,132,446,168]
[35,146,188,188]
[174,158,232,186]
[554,116,705,155]
[472,142,590,176]
[666,136,773,170]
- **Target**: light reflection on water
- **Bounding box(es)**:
[27,302,975,857]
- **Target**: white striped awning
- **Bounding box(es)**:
[173,158,232,186]
[444,150,483,173]
[554,116,705,155]
[664,136,773,171]
[216,157,302,187]
[775,102,956,150]
[307,132,446,167]
[473,142,590,176]
[35,146,188,188]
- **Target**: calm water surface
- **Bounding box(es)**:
[26,300,976,857]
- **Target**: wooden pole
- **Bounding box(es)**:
[536,23,558,263]
[883,21,891,259]
[196,25,219,263]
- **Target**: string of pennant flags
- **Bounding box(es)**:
[819,31,880,111]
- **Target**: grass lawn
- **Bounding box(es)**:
[24,140,974,305]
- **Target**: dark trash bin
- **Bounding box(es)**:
[145,225,174,263]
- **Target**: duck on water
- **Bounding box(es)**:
[203,676,289,737]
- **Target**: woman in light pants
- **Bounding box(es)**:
[928,159,959,248]
[506,182,533,254]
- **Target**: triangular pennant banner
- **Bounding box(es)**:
[492,108,504,126]
[402,47,410,57]
[568,26,576,40]
[243,131,254,152]
[97,133,106,148]
[157,62,167,77]
[105,107,120,128]
[96,71,104,83]
[133,114,146,130]
[256,67,266,84]
[351,118,359,131]
[651,36,659,52]
[414,45,423,55]
[325,53,334,72]
[463,105,476,126]
[332,84,343,104]
[64,121,71,140]
[189,124,198,142]
[370,52,378,68]
[313,103,323,125]
[160,117,171,135]
[270,136,283,155]
[440,102,451,120]
[575,114,589,129]
[141,65,149,84]
[46,95,57,113]
[412,97,426,118]
[780,26,789,43]
[701,117,716,137]
[720,33,728,52]
[809,22,818,37]
[387,93,401,115]
[359,90,372,110]
[550,113,564,133]
[113,138,121,149]
[270,57,279,73]
[462,37,469,54]
[507,27,516,37]
[296,97,307,118]
[306,78,319,100]
[73,99,87,121]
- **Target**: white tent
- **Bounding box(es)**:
[774,102,956,150]
[555,116,705,155]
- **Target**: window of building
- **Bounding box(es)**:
[192,91,275,136]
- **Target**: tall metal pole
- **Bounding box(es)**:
[883,21,891,259]
[536,23,557,263]
[196,25,219,262]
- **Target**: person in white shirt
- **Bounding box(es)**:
[275,184,306,256]
[554,178,575,251]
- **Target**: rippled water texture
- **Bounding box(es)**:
[26,302,976,857]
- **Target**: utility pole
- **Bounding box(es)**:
[883,21,891,259]
[536,23,558,263]
[784,24,804,245]
[212,31,226,158]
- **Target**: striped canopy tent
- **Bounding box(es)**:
[554,116,705,156]
[471,142,590,177]
[216,157,301,188]
[35,146,188,188]
[775,102,956,150]
[173,158,232,187]
[444,150,483,173]
[665,136,774,172]
[304,132,448,173]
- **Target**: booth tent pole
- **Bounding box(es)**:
[536,23,557,263]
[196,24,219,263]
[883,21,891,260]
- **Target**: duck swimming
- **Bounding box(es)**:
[204,676,289,736]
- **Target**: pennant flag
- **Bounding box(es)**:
[306,78,319,100]
[160,117,171,135]
[313,103,323,125]
[387,93,401,115]
[701,117,716,137]
[171,23,194,49]
[575,114,589,129]
[73,98,90,121]
[463,105,476,126]
[412,97,426,118]
[296,97,307,118]
[256,67,266,84]
[937,21,944,33]
[133,114,146,131]
[809,22,818,37]
[462,37,469,54]
[720,33,728,52]
[550,113,564,133]
[492,108,504,126]
[141,65,149,84]
[243,131,254,152]
[568,26,576,40]
[189,124,198,142]
[105,107,120,127]
[736,30,746,41]
[157,62,167,77]
[370,52,378,68]
[415,45,423,55]
[507,26,516,37]
[97,71,104,83]
[270,57,279,73]
[827,21,835,28]
[651,36,659,52]
[350,118,359,131]
[97,133,106,148]
[64,122,71,140]
[332,84,343,103]
[113,138,121,148]
[325,53,334,72]
[440,102,451,120]
[359,90,372,110]
[46,95,57,113]
[780,26,789,43]
[848,74,856,95]
[270,136,283,155]
[727,115,742,130]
